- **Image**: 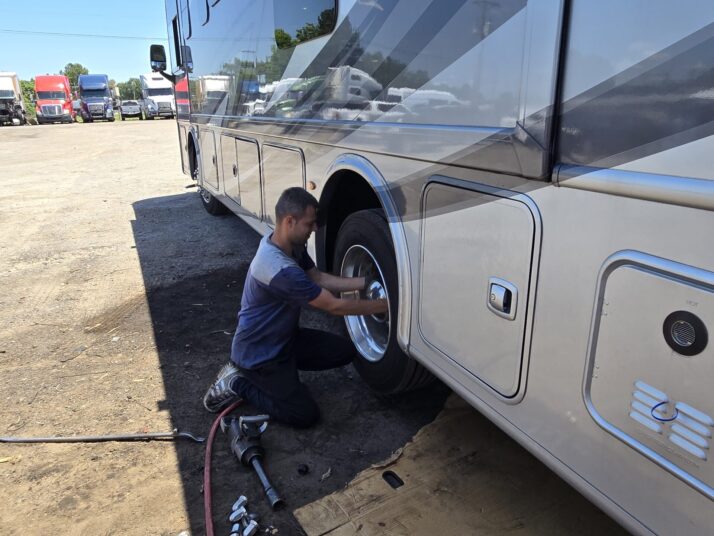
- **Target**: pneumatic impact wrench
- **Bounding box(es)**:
[221,414,284,509]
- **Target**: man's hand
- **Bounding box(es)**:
[309,289,388,317]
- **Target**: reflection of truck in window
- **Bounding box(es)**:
[140,72,175,119]
[155,2,714,533]
[34,74,75,124]
[78,74,115,122]
[174,76,190,117]
[0,72,26,126]
[196,75,230,115]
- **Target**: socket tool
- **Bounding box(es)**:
[221,414,284,509]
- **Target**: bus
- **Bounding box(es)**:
[152,2,714,533]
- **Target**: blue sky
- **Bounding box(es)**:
[0,0,169,83]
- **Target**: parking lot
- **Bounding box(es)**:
[0,121,625,535]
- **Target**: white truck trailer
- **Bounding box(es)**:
[139,72,175,119]
[0,72,26,126]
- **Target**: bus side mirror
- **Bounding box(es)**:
[150,44,167,72]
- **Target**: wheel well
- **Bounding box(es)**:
[318,170,382,272]
[187,134,197,178]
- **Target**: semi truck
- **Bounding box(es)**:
[139,72,175,119]
[34,74,75,124]
[0,72,26,126]
[154,1,714,534]
[78,74,114,122]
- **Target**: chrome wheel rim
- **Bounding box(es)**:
[340,244,390,362]
[199,187,212,204]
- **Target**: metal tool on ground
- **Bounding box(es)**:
[231,495,248,512]
[0,429,205,444]
[240,519,259,536]
[221,414,284,509]
[229,506,248,524]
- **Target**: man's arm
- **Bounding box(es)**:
[307,268,366,293]
[309,288,388,317]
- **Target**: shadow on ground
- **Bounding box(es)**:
[131,192,451,535]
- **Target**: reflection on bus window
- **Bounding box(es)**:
[274,0,337,49]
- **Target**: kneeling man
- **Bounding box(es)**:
[203,187,388,427]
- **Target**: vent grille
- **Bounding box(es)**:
[630,381,712,460]
[671,320,696,347]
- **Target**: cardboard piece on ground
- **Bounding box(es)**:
[295,394,624,536]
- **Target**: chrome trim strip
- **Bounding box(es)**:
[322,154,412,354]
[191,113,508,134]
[583,250,714,500]
[557,165,714,211]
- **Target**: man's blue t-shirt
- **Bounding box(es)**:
[230,234,322,369]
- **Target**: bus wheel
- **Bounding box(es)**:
[333,209,433,394]
[198,187,229,215]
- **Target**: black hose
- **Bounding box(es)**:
[0,430,205,444]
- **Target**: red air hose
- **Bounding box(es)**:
[204,400,243,536]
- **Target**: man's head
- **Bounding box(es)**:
[275,187,319,246]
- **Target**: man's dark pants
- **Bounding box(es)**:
[232,328,356,428]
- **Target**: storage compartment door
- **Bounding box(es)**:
[418,181,538,399]
[235,138,262,219]
[199,128,219,190]
[586,253,714,499]
[261,144,304,225]
[220,135,240,204]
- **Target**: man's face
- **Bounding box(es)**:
[287,206,318,245]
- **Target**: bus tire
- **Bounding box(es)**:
[333,209,434,394]
[199,187,229,216]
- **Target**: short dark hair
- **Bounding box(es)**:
[275,187,319,222]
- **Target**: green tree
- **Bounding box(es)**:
[294,9,336,44]
[60,63,89,92]
[20,79,36,120]
[117,78,142,100]
[274,28,295,49]
[275,8,336,48]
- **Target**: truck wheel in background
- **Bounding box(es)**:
[121,115,125,121]
[139,112,143,120]
[198,187,229,215]
[333,209,434,394]
[108,116,115,122]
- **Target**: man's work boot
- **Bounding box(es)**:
[203,362,243,413]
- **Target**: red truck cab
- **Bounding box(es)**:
[35,75,75,124]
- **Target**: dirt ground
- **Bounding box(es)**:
[0,120,623,536]
[0,120,451,536]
